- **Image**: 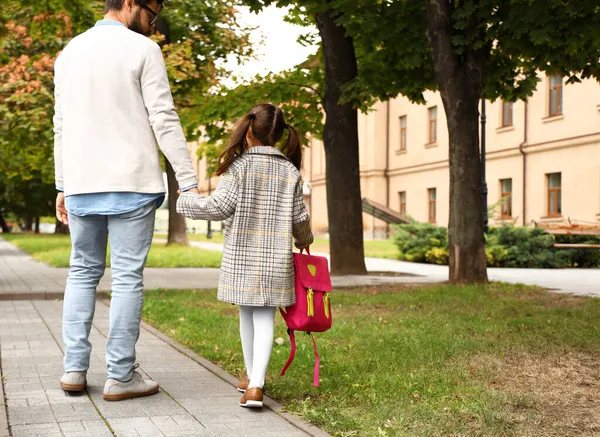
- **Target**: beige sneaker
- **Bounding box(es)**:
[103,368,159,402]
[60,371,87,392]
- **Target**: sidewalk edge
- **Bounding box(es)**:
[0,341,11,437]
[131,304,331,437]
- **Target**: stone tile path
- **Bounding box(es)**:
[0,300,328,437]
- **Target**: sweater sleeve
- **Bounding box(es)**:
[53,54,64,191]
[141,42,197,189]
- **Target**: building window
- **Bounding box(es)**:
[428,188,436,223]
[399,191,406,215]
[500,179,512,218]
[501,101,513,127]
[549,75,563,116]
[399,116,407,151]
[428,106,437,144]
[547,173,562,217]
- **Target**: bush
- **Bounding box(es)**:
[554,234,600,268]
[393,222,600,268]
[425,246,449,265]
[485,225,570,268]
[394,223,447,263]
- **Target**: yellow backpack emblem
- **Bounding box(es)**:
[307,264,317,276]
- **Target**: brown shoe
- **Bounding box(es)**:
[239,387,263,408]
[237,377,249,393]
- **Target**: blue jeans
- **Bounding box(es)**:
[63,202,156,381]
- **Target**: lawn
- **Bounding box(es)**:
[311,238,398,259]
[2,233,222,268]
[155,232,226,244]
[156,232,400,260]
[143,284,600,437]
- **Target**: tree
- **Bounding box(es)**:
[329,0,600,283]
[152,1,253,245]
[424,0,600,282]
[196,1,369,274]
[194,1,430,275]
[312,7,366,275]
[1,1,252,239]
[0,1,94,233]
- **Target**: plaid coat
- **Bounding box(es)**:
[177,146,314,307]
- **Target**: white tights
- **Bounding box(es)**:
[239,306,276,389]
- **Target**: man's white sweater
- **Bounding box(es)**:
[53,23,197,196]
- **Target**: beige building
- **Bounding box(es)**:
[193,74,600,238]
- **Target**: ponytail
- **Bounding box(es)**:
[215,113,253,176]
[281,124,302,170]
[216,104,303,174]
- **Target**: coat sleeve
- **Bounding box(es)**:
[176,168,239,221]
[292,179,314,249]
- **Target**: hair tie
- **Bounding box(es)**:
[283,123,289,129]
[249,113,256,120]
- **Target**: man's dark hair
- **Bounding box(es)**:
[105,0,164,13]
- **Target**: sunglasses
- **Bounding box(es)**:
[139,3,163,26]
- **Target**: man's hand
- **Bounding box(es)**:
[186,187,201,195]
[56,192,69,226]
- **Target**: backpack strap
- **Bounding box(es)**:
[280,328,296,377]
[309,333,320,387]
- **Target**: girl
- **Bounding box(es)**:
[177,103,314,408]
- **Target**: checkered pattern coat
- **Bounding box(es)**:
[176,146,314,307]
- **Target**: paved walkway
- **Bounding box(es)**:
[0,299,329,437]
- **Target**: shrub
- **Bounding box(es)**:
[394,223,447,263]
[485,225,570,268]
[554,234,600,268]
[393,222,600,268]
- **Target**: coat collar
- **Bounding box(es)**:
[244,146,286,159]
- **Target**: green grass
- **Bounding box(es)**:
[2,233,222,268]
[310,238,399,259]
[143,284,600,437]
[155,233,226,244]
[156,233,399,259]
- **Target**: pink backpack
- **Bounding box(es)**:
[280,248,333,387]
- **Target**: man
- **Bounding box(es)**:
[54,0,200,401]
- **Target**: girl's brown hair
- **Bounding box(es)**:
[215,103,302,176]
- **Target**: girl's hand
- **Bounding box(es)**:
[178,188,201,195]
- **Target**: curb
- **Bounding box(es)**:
[135,309,331,437]
[0,345,11,437]
[0,291,110,301]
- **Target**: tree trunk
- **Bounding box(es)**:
[155,18,188,246]
[165,157,189,246]
[445,98,488,282]
[55,219,69,235]
[34,217,40,234]
[315,8,367,275]
[0,213,10,233]
[23,216,33,232]
[425,0,488,283]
